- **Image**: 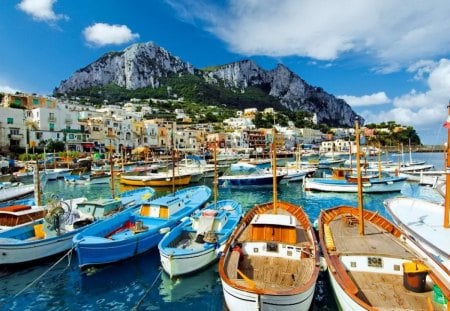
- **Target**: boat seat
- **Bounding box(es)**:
[227,250,241,279]
[342,214,358,226]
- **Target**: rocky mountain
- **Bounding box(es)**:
[55,42,363,127]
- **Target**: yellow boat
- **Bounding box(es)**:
[119,173,191,187]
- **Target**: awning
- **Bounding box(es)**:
[82,143,95,148]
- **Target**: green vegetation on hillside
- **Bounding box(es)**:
[365,121,421,146]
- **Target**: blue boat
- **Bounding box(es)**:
[73,185,212,268]
[158,199,242,277]
[0,187,155,265]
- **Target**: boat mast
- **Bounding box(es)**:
[213,141,218,208]
[272,128,278,213]
[444,103,450,228]
[171,122,176,194]
[34,157,41,206]
[355,118,365,235]
[109,138,115,198]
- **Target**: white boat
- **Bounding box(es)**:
[0,187,155,265]
[0,181,42,203]
[303,167,406,193]
[158,199,243,277]
[384,197,450,270]
[318,119,449,310]
[218,129,319,311]
[383,106,450,272]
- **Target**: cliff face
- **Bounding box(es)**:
[204,61,361,126]
[55,42,194,93]
[55,42,363,127]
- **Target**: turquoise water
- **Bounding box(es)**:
[0,152,444,310]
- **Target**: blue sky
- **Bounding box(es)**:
[1,0,450,145]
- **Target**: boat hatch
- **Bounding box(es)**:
[250,214,297,244]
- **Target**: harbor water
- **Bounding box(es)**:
[0,152,445,310]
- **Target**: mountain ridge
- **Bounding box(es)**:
[55,42,363,127]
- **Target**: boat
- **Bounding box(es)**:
[64,172,111,185]
[158,199,242,277]
[218,129,319,310]
[383,105,450,271]
[317,118,449,310]
[303,167,406,193]
[159,144,243,277]
[218,165,285,187]
[0,174,47,203]
[73,185,212,268]
[119,172,192,187]
[0,187,155,265]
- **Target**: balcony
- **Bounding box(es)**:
[8,134,23,140]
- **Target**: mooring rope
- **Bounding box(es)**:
[14,247,75,298]
[132,270,162,311]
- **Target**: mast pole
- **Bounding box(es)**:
[171,122,176,194]
[109,138,115,198]
[272,128,278,213]
[355,118,365,235]
[444,103,450,228]
[213,141,218,208]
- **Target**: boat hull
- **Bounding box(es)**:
[0,226,81,264]
[303,177,405,193]
[221,271,316,311]
[119,175,191,186]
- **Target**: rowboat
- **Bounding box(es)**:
[317,118,449,310]
[158,199,242,277]
[218,129,319,310]
[73,185,212,268]
[0,187,154,265]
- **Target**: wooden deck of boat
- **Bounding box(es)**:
[328,214,446,310]
[234,255,315,291]
[328,214,416,258]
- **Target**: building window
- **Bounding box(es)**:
[7,117,13,124]
[36,132,43,139]
[49,123,55,131]
[33,98,39,105]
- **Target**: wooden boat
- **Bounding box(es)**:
[119,172,192,186]
[73,185,212,268]
[303,167,405,193]
[0,187,154,265]
[218,129,319,310]
[317,119,449,310]
[158,199,242,277]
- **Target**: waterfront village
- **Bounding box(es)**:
[0,92,404,162]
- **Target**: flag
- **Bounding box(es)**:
[444,116,450,129]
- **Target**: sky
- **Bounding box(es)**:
[1,0,450,145]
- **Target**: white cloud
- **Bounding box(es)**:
[359,58,450,143]
[168,0,450,70]
[83,23,140,46]
[0,85,20,94]
[338,92,390,107]
[17,0,66,22]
